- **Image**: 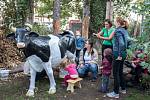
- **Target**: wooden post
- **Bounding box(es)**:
[53,19,60,34]
[53,0,61,34]
[106,0,113,21]
[134,15,140,36]
[82,16,89,39]
[82,0,90,39]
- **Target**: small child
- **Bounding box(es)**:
[99,48,113,93]
[62,60,79,87]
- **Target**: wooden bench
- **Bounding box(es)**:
[66,78,83,93]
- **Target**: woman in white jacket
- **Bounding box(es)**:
[77,40,98,82]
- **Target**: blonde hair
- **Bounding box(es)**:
[115,16,124,26]
[60,58,76,68]
[58,58,69,68]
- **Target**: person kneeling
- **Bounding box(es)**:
[77,40,98,82]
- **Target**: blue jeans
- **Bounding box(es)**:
[99,75,109,92]
[77,63,98,80]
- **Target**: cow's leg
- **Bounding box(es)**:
[26,67,36,97]
[44,62,56,94]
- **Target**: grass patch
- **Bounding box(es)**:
[0,76,63,100]
[0,76,150,100]
[124,88,150,100]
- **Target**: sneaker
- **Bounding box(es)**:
[120,89,126,94]
[106,91,119,99]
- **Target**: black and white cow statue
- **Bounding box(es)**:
[7,23,76,97]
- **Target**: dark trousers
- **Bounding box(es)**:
[102,45,113,60]
[76,49,81,65]
[113,60,126,94]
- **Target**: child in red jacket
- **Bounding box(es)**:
[99,48,113,93]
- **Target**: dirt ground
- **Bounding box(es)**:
[0,73,131,100]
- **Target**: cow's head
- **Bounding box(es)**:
[7,23,39,48]
[60,31,76,53]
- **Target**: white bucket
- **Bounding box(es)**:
[0,69,10,80]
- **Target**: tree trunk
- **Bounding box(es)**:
[82,0,90,39]
[106,0,113,21]
[134,15,140,36]
[82,16,90,39]
[140,14,144,36]
[53,0,61,34]
[27,0,34,23]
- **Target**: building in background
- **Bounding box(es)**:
[69,20,82,34]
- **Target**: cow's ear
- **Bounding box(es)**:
[28,32,39,37]
[6,33,15,40]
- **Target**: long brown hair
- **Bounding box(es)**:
[104,19,113,27]
[84,40,94,56]
[88,40,94,55]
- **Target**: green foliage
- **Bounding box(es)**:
[127,20,140,36]
[35,0,53,16]
[127,39,150,74]
[124,88,150,100]
[60,18,68,30]
[127,37,150,88]
[3,0,17,27]
[89,0,131,28]
[126,49,134,60]
[36,0,82,19]
[90,0,106,33]
[32,23,52,35]
[140,62,149,69]
[140,74,150,89]
[61,0,82,18]
[131,0,149,14]
[2,0,31,33]
[131,0,150,36]
[113,0,131,18]
[16,0,29,25]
